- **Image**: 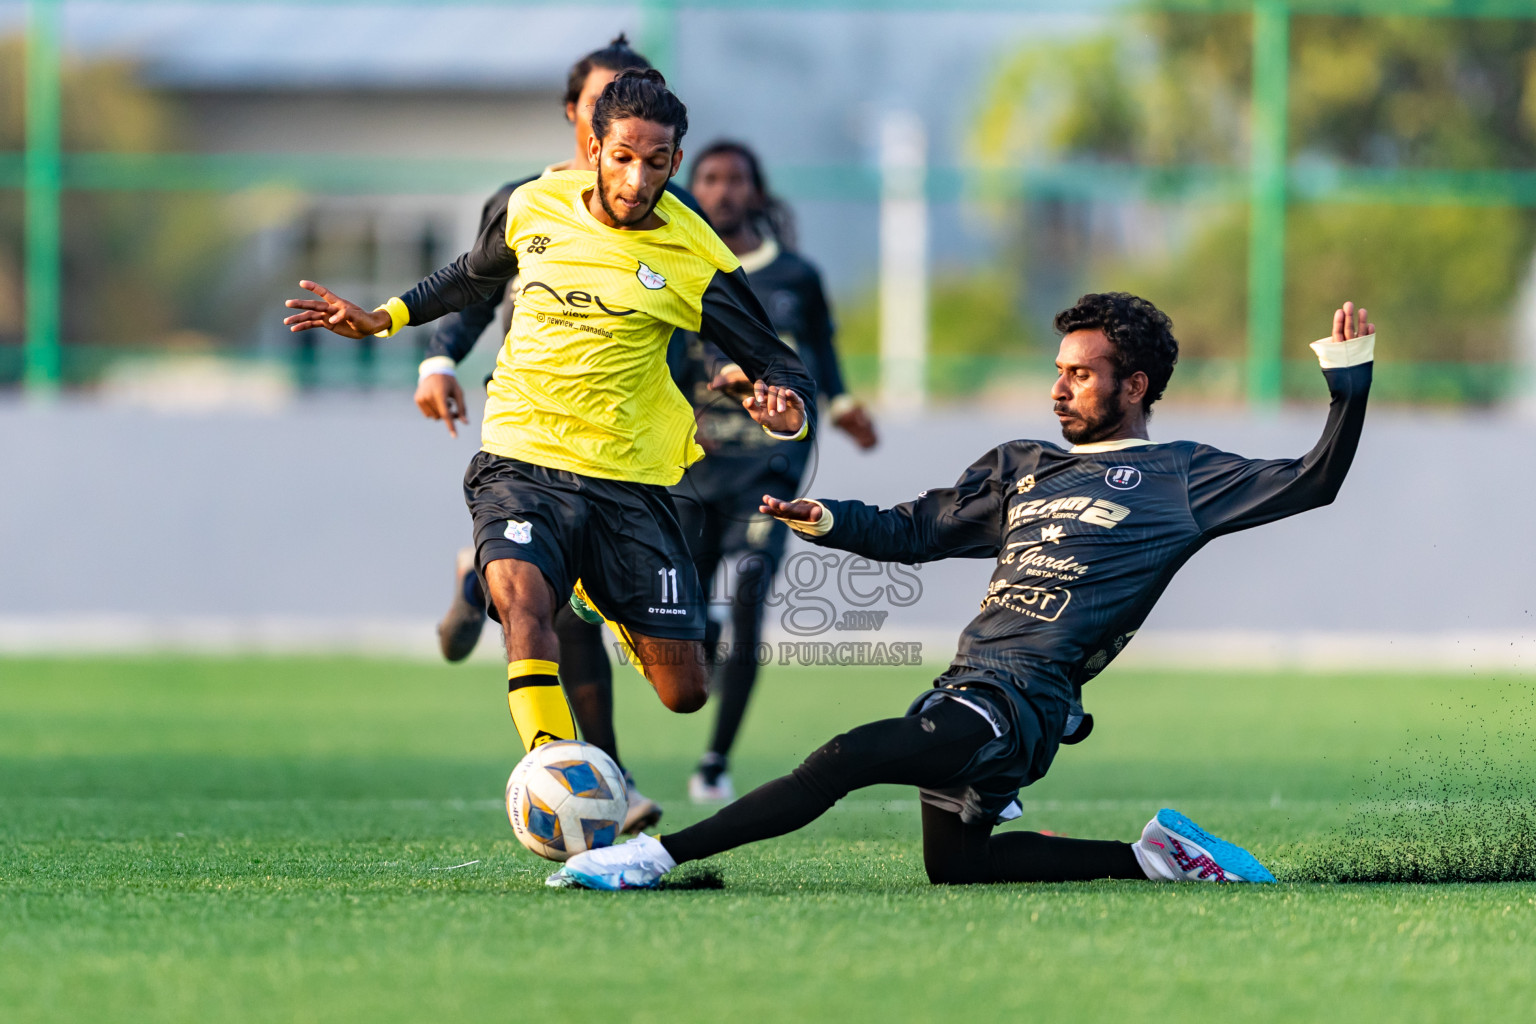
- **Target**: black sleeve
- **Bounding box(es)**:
[1188,362,1372,536]
[698,267,819,436]
[399,195,520,327]
[802,446,1008,563]
[798,264,846,401]
[424,293,503,363]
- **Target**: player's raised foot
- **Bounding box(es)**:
[437,547,486,662]
[621,770,663,834]
[547,833,676,890]
[1133,808,1276,883]
[688,752,735,804]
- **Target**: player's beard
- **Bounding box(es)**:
[595,164,662,227]
[1056,389,1129,445]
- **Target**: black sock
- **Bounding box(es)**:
[554,603,619,766]
[663,703,993,865]
[921,802,1143,884]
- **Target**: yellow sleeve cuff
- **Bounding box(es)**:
[1310,332,1376,369]
[781,500,834,537]
[374,297,411,338]
[763,418,810,442]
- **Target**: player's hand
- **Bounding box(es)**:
[759,494,822,524]
[1330,301,1374,344]
[833,404,878,450]
[708,364,753,398]
[414,372,468,438]
[742,381,807,437]
[283,280,391,339]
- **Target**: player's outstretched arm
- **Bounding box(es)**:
[1188,301,1375,537]
[759,445,1009,563]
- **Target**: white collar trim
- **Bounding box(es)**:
[1069,437,1155,453]
[737,237,780,275]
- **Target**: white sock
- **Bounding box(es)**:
[641,834,677,871]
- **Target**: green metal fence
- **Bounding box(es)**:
[7,0,1536,402]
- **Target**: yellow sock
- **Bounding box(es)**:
[507,659,576,751]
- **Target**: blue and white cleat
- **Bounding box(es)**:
[547,833,676,891]
[1133,809,1277,883]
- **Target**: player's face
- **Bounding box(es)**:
[590,118,683,228]
[690,151,758,236]
[1052,330,1133,444]
[567,67,620,167]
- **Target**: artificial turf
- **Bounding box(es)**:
[2,656,1534,1022]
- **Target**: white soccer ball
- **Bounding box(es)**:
[506,740,628,862]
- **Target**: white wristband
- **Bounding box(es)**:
[780,500,834,537]
[418,356,457,379]
[1310,333,1376,369]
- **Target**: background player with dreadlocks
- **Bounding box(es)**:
[671,140,878,803]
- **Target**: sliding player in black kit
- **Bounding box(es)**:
[551,294,1376,890]
[672,141,879,803]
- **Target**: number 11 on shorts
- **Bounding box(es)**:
[657,566,679,604]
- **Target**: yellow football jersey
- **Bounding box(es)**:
[481,170,739,486]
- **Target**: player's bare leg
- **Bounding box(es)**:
[483,558,575,750]
[623,632,708,714]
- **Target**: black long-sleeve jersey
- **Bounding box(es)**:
[798,354,1372,727]
[424,174,706,365]
[672,238,847,499]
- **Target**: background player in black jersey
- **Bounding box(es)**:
[415,36,703,832]
[551,295,1376,890]
[672,141,878,803]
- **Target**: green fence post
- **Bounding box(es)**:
[1247,0,1289,407]
[24,0,64,395]
[638,0,677,79]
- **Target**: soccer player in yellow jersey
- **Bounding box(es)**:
[284,70,815,753]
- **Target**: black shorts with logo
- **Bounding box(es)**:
[463,451,706,641]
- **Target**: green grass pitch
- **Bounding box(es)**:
[3,656,1535,1022]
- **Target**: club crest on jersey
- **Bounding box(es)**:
[1105,466,1142,490]
[636,261,667,290]
[504,519,533,544]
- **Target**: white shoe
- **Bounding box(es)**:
[688,770,734,804]
[620,772,662,834]
[1133,808,1276,883]
[547,833,676,890]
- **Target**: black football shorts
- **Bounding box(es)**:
[463,451,705,640]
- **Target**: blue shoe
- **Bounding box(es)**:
[547,833,675,891]
[1133,809,1277,883]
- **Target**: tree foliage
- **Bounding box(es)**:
[972,13,1536,385]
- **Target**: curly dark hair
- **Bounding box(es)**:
[564,34,651,110]
[591,68,688,148]
[1053,292,1179,412]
